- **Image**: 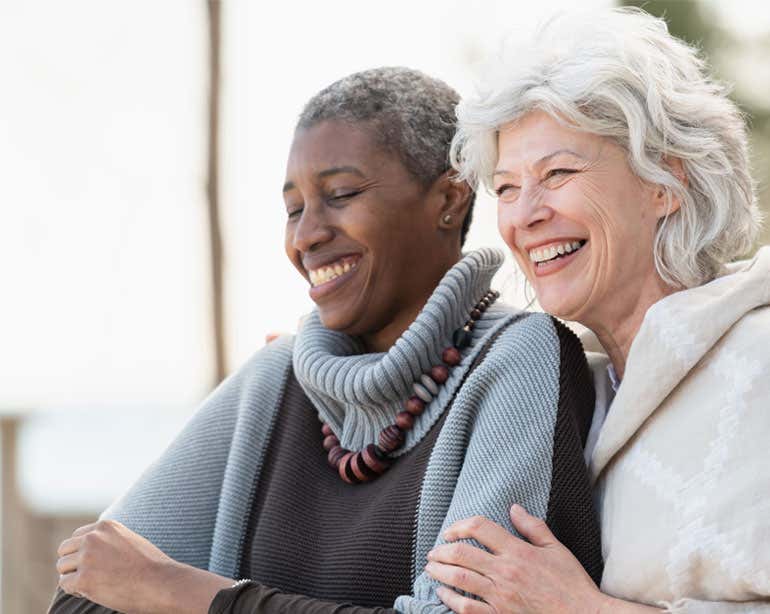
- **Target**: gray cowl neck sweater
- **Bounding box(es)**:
[293,247,510,455]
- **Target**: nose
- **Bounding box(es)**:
[497,184,554,247]
[291,201,334,253]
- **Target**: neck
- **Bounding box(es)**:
[583,275,678,380]
[360,252,461,353]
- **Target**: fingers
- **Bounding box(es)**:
[57,535,84,557]
[443,516,521,554]
[509,504,557,548]
[71,522,100,537]
[435,586,492,614]
[428,542,497,577]
[56,553,80,575]
[58,571,85,599]
[425,562,493,600]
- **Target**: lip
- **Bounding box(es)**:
[307,255,363,301]
[530,241,587,277]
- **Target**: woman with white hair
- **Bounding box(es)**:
[425,7,770,613]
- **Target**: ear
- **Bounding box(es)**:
[652,156,688,219]
[429,170,473,232]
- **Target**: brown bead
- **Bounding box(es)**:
[442,347,462,366]
[361,443,390,474]
[350,452,376,482]
[477,301,487,312]
[338,452,358,484]
[471,308,481,320]
[327,445,346,468]
[430,365,449,384]
[396,411,415,430]
[378,425,405,452]
[321,423,334,437]
[322,434,339,451]
[405,396,426,415]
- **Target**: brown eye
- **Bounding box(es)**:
[545,168,577,180]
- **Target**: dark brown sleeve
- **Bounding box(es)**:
[545,318,603,586]
[209,581,398,614]
[47,588,122,613]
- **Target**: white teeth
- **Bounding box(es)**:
[309,259,358,287]
[528,241,585,264]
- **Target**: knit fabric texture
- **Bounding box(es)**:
[50,248,600,614]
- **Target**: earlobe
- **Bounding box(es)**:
[434,170,472,230]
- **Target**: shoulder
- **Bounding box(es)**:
[482,311,584,370]
[227,334,296,392]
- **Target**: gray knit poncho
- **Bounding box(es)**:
[81,248,599,613]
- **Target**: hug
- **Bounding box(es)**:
[51,7,769,614]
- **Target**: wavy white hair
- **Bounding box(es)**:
[451,7,761,288]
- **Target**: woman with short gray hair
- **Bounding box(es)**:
[425,7,770,613]
[50,67,601,614]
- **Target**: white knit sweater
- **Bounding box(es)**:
[589,247,770,613]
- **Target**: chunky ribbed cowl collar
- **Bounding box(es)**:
[292,248,513,455]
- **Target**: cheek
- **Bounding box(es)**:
[496,201,517,252]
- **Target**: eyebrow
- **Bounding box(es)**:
[282,165,365,193]
[492,149,585,177]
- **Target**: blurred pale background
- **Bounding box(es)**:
[1,0,768,611]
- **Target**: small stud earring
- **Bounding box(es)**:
[442,214,452,224]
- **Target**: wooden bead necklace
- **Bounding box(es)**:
[321,289,500,484]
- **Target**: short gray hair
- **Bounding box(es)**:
[451,7,761,288]
[299,67,474,244]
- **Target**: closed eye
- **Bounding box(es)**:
[287,207,303,220]
[495,183,520,199]
[329,189,362,202]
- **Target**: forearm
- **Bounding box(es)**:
[209,580,397,614]
[48,562,233,614]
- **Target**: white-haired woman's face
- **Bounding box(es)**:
[495,110,668,325]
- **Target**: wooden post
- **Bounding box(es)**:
[1,416,25,614]
[207,0,227,385]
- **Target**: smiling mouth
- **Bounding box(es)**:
[307,255,360,287]
[529,240,587,267]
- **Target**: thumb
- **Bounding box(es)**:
[509,504,556,548]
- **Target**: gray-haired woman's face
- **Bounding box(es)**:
[494,110,671,325]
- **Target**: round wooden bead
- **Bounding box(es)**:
[430,365,449,384]
[327,445,346,468]
[471,308,482,320]
[442,347,462,366]
[323,434,339,451]
[420,374,439,396]
[338,452,358,484]
[321,423,334,437]
[379,425,405,452]
[405,396,426,415]
[361,443,390,474]
[350,452,376,482]
[396,411,415,430]
[477,301,487,312]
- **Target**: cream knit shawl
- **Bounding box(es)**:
[589,247,770,613]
